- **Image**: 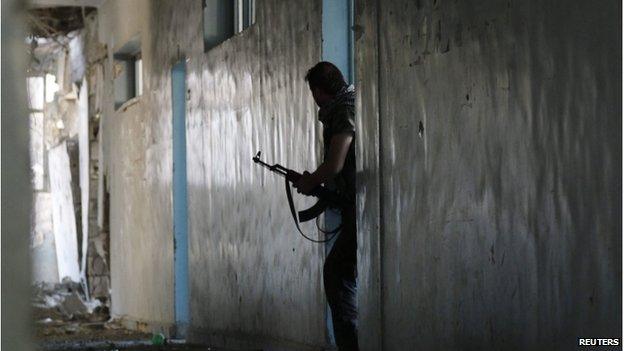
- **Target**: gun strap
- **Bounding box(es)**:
[284,178,340,243]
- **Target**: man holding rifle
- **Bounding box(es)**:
[294,61,358,351]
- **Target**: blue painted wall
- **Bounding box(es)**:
[172,60,189,336]
[322,0,354,345]
[322,0,353,83]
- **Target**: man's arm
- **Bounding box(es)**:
[294,133,353,194]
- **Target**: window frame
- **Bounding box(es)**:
[203,0,256,53]
[113,38,142,111]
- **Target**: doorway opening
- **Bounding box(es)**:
[322,0,355,345]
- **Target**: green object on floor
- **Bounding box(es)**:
[151,332,166,345]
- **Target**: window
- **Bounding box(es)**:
[235,0,255,32]
[113,38,142,110]
[135,57,143,96]
[203,0,255,52]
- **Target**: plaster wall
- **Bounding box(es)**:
[30,108,59,284]
[49,141,81,283]
[98,0,175,327]
[31,192,59,283]
[97,0,620,349]
[98,2,328,348]
[184,1,327,348]
[355,0,621,350]
[2,2,35,348]
[78,79,89,289]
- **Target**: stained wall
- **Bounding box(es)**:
[97,0,621,350]
[184,0,328,347]
[2,0,34,349]
[98,0,176,328]
[355,0,621,350]
[97,0,329,348]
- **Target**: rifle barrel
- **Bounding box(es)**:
[253,153,288,177]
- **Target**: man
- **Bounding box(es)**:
[294,61,358,351]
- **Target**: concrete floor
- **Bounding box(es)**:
[33,297,243,351]
[41,342,234,351]
[34,315,244,351]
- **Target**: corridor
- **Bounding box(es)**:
[2,0,621,351]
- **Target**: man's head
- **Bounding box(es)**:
[305,61,347,107]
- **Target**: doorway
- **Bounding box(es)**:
[322,0,355,345]
[172,60,189,337]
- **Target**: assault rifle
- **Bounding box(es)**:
[252,151,347,242]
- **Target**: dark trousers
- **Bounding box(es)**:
[324,205,359,351]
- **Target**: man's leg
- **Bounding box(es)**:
[324,206,358,351]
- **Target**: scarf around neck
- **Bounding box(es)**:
[318,84,355,123]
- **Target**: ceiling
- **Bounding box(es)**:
[27,5,97,37]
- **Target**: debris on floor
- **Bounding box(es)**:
[32,280,147,346]
[39,339,220,351]
[32,281,236,350]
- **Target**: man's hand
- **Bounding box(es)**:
[294,171,317,195]
[294,133,353,196]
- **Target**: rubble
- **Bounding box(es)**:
[32,279,95,316]
[32,283,223,350]
[58,292,88,317]
[32,279,109,329]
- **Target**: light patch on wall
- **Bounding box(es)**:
[30,112,45,190]
[45,73,60,103]
[31,192,59,284]
[135,58,143,96]
[27,76,44,110]
[78,78,90,297]
[48,141,81,282]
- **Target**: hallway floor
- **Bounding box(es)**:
[34,308,239,351]
[32,283,247,351]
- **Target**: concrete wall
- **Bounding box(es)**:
[32,193,59,283]
[97,0,620,349]
[184,1,326,348]
[30,107,59,284]
[98,0,175,328]
[49,141,81,282]
[98,2,328,347]
[2,0,34,349]
[355,0,621,350]
[78,79,90,289]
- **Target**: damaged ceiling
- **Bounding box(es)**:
[26,5,96,80]
[27,6,96,38]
